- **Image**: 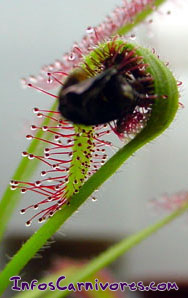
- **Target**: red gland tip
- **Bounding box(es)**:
[26,135,33,140]
[25,220,32,227]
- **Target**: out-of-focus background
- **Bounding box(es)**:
[1,0,188,297]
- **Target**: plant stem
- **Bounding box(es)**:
[15,199,188,298]
[57,201,188,298]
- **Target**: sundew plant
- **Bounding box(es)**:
[0,0,187,296]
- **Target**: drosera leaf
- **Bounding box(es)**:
[0,0,169,242]
[16,39,158,225]
[65,125,95,198]
[116,0,168,36]
[0,101,58,242]
[0,42,179,295]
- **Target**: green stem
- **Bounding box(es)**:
[15,200,188,298]
[48,203,188,298]
[54,201,188,298]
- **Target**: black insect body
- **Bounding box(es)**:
[58,67,140,127]
[58,44,155,136]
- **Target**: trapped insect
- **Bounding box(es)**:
[58,50,154,135]
[58,67,137,125]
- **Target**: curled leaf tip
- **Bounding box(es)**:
[13,39,180,225]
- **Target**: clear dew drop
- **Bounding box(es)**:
[54,135,60,141]
[33,107,39,113]
[10,186,17,190]
[37,113,43,119]
[31,125,37,131]
[20,209,26,215]
[86,26,94,34]
[44,148,50,153]
[26,135,33,140]
[68,52,76,61]
[10,180,18,186]
[28,154,35,160]
[57,200,62,205]
[41,171,47,177]
[22,151,28,157]
[52,164,59,170]
[38,217,45,223]
[42,126,48,132]
[25,220,31,227]
[130,33,136,40]
[35,180,41,186]
[47,76,53,84]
